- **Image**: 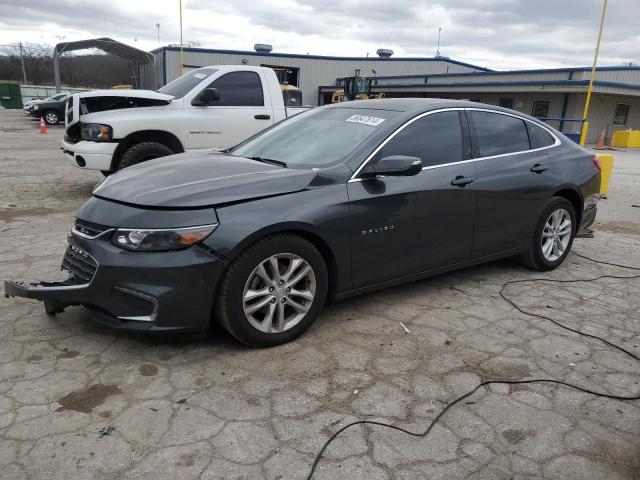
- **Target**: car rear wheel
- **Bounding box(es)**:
[43,110,60,125]
[117,142,174,170]
[519,197,576,271]
[215,234,328,347]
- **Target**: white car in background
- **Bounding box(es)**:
[62,66,308,175]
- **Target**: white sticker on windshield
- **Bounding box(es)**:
[345,115,386,126]
[193,73,207,79]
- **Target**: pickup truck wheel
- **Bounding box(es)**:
[43,110,60,125]
[117,142,174,170]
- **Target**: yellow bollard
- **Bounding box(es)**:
[596,153,614,198]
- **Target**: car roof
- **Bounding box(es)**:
[325,98,498,114]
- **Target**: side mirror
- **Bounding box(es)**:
[193,87,220,106]
[361,155,423,178]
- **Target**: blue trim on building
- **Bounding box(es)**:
[373,79,640,91]
[151,46,493,72]
[374,65,640,81]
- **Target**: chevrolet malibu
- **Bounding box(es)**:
[5,99,600,347]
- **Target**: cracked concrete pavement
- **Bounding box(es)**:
[1,110,639,479]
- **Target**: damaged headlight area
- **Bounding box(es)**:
[111,224,218,252]
[80,123,113,142]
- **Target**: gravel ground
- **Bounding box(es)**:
[1,109,640,480]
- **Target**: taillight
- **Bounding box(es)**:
[592,156,602,172]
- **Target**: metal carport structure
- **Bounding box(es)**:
[53,38,155,92]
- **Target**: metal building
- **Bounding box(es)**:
[145,46,640,144]
[145,46,491,106]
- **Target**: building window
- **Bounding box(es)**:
[262,65,299,87]
[613,103,630,126]
[531,100,551,119]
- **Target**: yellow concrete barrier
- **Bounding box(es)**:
[596,153,614,198]
[612,130,640,148]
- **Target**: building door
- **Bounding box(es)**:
[499,98,514,109]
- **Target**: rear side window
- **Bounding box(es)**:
[374,111,463,167]
[526,122,555,149]
[208,72,264,107]
[471,111,529,157]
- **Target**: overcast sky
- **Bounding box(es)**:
[0,0,638,70]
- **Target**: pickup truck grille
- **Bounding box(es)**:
[61,245,98,284]
[74,219,110,238]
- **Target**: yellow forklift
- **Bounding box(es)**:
[331,69,385,103]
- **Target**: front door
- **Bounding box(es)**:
[348,110,477,288]
[185,71,274,149]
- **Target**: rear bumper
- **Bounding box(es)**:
[61,139,116,171]
[578,202,597,236]
[5,232,228,333]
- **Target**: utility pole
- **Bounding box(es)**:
[580,0,608,146]
[156,22,160,44]
[179,0,184,75]
[436,27,442,57]
[19,42,28,85]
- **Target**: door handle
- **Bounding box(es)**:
[530,164,549,173]
[254,114,271,120]
[451,176,474,186]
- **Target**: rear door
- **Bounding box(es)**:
[468,109,560,257]
[185,71,274,149]
[348,110,477,288]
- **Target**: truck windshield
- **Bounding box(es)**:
[230,107,400,168]
[158,68,218,99]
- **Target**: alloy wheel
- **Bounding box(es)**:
[242,253,316,333]
[45,112,58,124]
[541,208,572,262]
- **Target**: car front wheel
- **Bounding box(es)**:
[215,234,328,347]
[43,110,59,125]
[520,197,576,271]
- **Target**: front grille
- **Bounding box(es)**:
[61,245,98,284]
[74,219,110,238]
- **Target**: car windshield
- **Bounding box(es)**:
[230,107,400,168]
[157,68,218,99]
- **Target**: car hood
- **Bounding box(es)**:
[93,151,318,209]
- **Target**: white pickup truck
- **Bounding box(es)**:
[62,65,307,174]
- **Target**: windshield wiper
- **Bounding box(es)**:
[247,156,287,168]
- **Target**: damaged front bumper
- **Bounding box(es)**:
[4,228,228,333]
[5,279,89,315]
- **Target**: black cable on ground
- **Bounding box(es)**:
[305,252,640,479]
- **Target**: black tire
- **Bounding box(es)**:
[117,142,174,170]
[215,234,328,347]
[519,197,576,271]
[42,110,60,125]
[100,170,111,177]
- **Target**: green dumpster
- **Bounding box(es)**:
[0,83,23,109]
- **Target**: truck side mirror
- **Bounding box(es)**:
[193,88,220,106]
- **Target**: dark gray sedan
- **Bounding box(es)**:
[5,99,600,346]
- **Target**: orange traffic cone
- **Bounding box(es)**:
[594,128,606,150]
[39,117,47,134]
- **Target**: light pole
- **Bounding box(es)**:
[179,0,184,75]
[580,0,608,146]
[156,22,160,44]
